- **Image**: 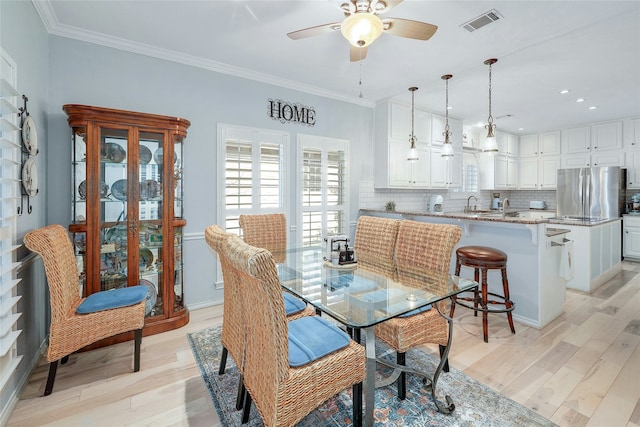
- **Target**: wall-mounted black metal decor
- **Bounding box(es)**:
[268,98,316,127]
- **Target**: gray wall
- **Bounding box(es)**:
[1,0,50,422]
[47,36,375,308]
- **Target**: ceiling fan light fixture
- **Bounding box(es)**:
[341,13,383,47]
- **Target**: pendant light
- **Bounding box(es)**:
[482,58,499,153]
[407,86,419,161]
[440,74,454,157]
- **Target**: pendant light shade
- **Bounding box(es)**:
[483,58,499,154]
[441,74,454,157]
[341,13,383,48]
[407,87,419,161]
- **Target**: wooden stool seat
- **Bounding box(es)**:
[450,245,515,343]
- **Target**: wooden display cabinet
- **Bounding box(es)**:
[64,104,190,345]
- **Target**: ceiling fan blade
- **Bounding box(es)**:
[350,45,368,62]
[287,22,341,40]
[382,17,438,40]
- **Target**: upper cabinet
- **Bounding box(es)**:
[432,113,463,149]
[388,101,430,143]
[563,121,622,154]
[539,131,561,156]
[624,117,640,150]
[496,131,518,156]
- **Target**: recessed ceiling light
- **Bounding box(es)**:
[560,89,570,94]
[576,98,585,103]
[447,106,453,110]
[589,106,598,110]
[518,127,524,131]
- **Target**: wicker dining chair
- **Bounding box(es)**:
[23,224,146,396]
[353,215,401,277]
[222,233,365,427]
[239,213,287,263]
[374,220,462,400]
[204,224,314,410]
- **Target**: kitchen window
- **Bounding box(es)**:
[451,151,479,198]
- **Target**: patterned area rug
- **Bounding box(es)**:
[188,326,557,427]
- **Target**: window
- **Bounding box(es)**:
[217,125,288,235]
[297,135,349,247]
[451,151,479,198]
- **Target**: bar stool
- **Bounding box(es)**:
[449,245,515,343]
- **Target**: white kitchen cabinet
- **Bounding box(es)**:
[518,158,538,189]
[591,120,623,151]
[564,219,622,293]
[430,147,462,188]
[519,134,539,157]
[625,118,640,150]
[480,154,517,190]
[387,139,430,188]
[561,151,624,168]
[626,151,640,189]
[563,126,591,153]
[497,131,518,156]
[539,156,559,189]
[623,216,640,260]
[375,100,432,188]
[539,131,561,155]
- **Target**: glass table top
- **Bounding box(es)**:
[277,247,477,329]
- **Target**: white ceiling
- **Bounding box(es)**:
[34,0,640,134]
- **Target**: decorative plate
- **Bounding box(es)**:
[139,248,154,270]
[111,179,127,201]
[22,115,38,155]
[101,142,126,163]
[104,225,127,250]
[140,279,158,316]
[139,145,152,165]
[79,180,110,200]
[139,179,160,200]
[22,157,38,197]
[153,147,177,165]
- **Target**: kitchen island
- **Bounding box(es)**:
[359,209,577,329]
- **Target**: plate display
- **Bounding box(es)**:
[101,142,126,163]
[22,115,38,155]
[139,248,154,270]
[139,145,152,165]
[78,180,109,200]
[111,179,128,201]
[139,179,160,200]
[22,157,38,197]
[140,279,158,316]
[153,147,177,165]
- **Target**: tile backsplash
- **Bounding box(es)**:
[358,181,557,213]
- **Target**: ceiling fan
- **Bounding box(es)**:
[287,0,438,62]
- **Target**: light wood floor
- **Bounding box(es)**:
[7,261,640,427]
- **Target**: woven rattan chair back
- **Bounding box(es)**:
[23,224,145,395]
[354,215,400,277]
[204,225,246,374]
[239,213,286,263]
[223,234,365,427]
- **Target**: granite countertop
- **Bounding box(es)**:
[360,208,622,227]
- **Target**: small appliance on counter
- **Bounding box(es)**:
[428,195,444,213]
[530,200,547,210]
[491,193,501,210]
[630,193,640,214]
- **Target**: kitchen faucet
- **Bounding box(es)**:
[465,195,478,213]
[502,198,510,217]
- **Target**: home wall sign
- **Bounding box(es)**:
[268,98,316,127]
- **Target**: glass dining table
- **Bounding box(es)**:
[276,246,478,427]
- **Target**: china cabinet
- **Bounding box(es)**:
[64,104,190,343]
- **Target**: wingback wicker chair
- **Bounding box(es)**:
[374,220,462,400]
[222,233,366,427]
[239,213,287,263]
[353,215,401,277]
[23,224,145,396]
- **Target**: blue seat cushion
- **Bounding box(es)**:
[399,304,432,318]
[288,316,351,367]
[283,292,306,316]
[77,285,147,314]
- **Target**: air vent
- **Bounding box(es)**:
[462,9,502,32]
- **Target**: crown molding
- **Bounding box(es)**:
[31,0,375,108]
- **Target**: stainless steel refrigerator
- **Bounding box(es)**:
[556,166,626,220]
